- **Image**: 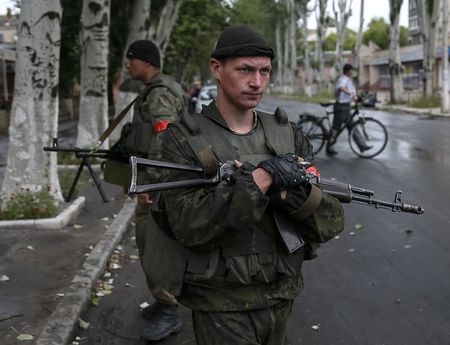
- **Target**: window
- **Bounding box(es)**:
[409,18,419,30]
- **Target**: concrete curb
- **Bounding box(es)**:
[0,196,86,230]
[35,198,137,345]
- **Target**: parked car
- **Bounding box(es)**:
[192,85,217,113]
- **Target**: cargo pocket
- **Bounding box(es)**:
[185,248,220,282]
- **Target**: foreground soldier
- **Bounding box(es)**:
[120,40,185,341]
[157,26,344,344]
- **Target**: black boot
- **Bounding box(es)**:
[140,302,182,341]
[326,145,338,155]
[352,127,373,152]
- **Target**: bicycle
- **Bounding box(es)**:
[297,101,388,158]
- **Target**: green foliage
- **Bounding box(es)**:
[59,169,87,199]
[399,26,408,47]
[273,90,335,104]
[59,0,82,97]
[164,0,230,83]
[362,17,408,50]
[108,0,132,82]
[0,190,57,220]
[323,31,356,51]
[363,17,389,49]
[408,95,441,108]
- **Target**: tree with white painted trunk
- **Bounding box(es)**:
[441,0,449,112]
[333,0,353,74]
[111,0,151,143]
[352,0,364,73]
[273,0,298,91]
[1,0,63,200]
[149,0,183,68]
[76,0,111,148]
[389,0,404,103]
[416,0,441,97]
[298,0,312,93]
[314,0,328,91]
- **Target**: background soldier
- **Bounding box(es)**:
[119,39,185,341]
[156,26,345,344]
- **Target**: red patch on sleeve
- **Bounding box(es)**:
[153,119,171,133]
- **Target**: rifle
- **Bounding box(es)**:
[43,138,111,202]
[128,156,423,253]
[129,156,424,215]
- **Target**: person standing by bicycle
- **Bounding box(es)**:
[326,63,372,155]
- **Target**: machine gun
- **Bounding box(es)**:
[43,138,111,202]
[128,156,424,215]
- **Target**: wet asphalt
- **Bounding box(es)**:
[1,98,450,344]
[70,96,450,345]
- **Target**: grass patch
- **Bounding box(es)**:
[59,169,88,200]
[0,170,88,220]
[0,189,58,220]
[407,95,441,108]
[272,91,335,104]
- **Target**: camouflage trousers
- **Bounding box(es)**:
[192,300,294,345]
[135,203,177,305]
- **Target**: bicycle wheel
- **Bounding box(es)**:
[297,115,327,155]
[348,117,388,158]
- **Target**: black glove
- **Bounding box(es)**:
[219,161,255,185]
[269,184,311,211]
[257,153,308,191]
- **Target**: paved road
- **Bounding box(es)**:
[71,97,450,345]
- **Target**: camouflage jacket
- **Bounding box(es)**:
[158,102,344,312]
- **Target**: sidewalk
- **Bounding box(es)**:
[378,103,450,118]
[0,178,136,345]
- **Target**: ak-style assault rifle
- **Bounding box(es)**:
[44,138,111,202]
[128,156,423,253]
[128,156,424,214]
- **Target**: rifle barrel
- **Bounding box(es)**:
[43,146,110,154]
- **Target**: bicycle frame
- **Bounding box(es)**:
[319,103,364,140]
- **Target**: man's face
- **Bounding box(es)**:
[211,56,272,111]
[126,58,148,81]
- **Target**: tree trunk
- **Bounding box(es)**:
[442,0,449,112]
[352,0,364,72]
[417,0,441,97]
[1,0,63,200]
[299,0,311,92]
[76,0,111,148]
[314,0,328,91]
[389,0,404,103]
[275,20,283,86]
[112,0,151,143]
[149,0,182,68]
[333,0,353,74]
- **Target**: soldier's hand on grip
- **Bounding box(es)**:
[257,153,309,191]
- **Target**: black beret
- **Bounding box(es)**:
[211,25,275,60]
[126,40,161,68]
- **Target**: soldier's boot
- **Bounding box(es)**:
[352,127,373,152]
[140,302,182,341]
[326,130,339,155]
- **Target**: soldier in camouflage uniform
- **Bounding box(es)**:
[123,40,186,341]
[154,26,345,344]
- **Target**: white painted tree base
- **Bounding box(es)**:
[0,196,85,230]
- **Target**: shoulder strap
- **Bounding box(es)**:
[92,81,166,151]
[257,107,295,154]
